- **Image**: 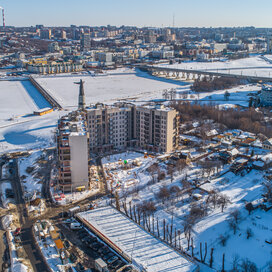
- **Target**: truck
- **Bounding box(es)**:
[94,258,109,272]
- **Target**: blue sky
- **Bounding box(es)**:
[1,0,272,27]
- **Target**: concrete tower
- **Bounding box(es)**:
[75,79,86,110]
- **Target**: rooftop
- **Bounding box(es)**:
[77,206,198,272]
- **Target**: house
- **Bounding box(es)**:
[263,138,272,150]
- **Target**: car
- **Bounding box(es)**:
[69,253,77,263]
[102,252,115,261]
[98,245,109,254]
[14,228,21,236]
[76,262,85,272]
[64,240,70,249]
[89,242,100,251]
[109,259,124,270]
[122,266,133,272]
[106,256,119,265]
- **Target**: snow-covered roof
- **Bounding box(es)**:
[78,207,198,272]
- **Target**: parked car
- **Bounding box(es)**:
[109,259,124,270]
[64,240,70,249]
[106,256,119,265]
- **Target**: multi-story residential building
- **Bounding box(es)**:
[40,29,52,39]
[81,33,91,51]
[86,103,134,153]
[86,102,179,153]
[57,112,89,193]
[135,104,179,153]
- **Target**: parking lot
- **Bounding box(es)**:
[57,217,133,272]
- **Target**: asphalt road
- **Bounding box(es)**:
[12,159,50,272]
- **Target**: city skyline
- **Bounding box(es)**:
[1,0,272,28]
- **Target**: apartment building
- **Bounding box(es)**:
[86,103,134,153]
[57,112,89,193]
[135,104,179,153]
[86,103,179,154]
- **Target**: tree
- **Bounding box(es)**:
[240,258,257,272]
[167,164,175,182]
[262,181,272,203]
[157,186,170,204]
[176,159,187,174]
[207,190,219,209]
[183,219,193,251]
[224,91,230,101]
[246,228,253,239]
[217,194,231,212]
[228,219,238,234]
[218,234,229,247]
[229,209,242,224]
[245,202,254,215]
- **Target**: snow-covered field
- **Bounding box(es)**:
[104,150,272,270]
[0,80,60,154]
[159,55,272,78]
[35,68,184,108]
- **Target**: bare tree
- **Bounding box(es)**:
[218,234,229,247]
[182,218,194,251]
[157,186,170,204]
[228,219,238,234]
[245,202,254,215]
[262,181,272,203]
[229,209,242,224]
[246,228,253,239]
[217,194,231,212]
[167,164,175,182]
[240,258,257,272]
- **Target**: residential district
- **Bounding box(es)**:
[1,23,272,272]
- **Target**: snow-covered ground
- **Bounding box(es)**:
[159,55,272,78]
[35,68,184,109]
[0,80,61,154]
[102,151,155,194]
[104,150,272,270]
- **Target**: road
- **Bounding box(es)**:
[12,159,50,272]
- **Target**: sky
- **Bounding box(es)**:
[1,0,272,28]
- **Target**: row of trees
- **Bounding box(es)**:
[171,101,272,137]
[191,76,242,93]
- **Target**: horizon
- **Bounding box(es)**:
[1,0,272,28]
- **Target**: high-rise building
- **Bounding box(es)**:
[81,33,91,51]
[57,112,89,193]
[40,29,52,40]
[86,103,179,153]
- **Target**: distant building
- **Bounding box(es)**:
[81,33,91,51]
[48,42,60,53]
[260,85,272,106]
[27,61,82,74]
[40,29,52,40]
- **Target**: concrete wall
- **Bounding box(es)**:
[69,135,89,190]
